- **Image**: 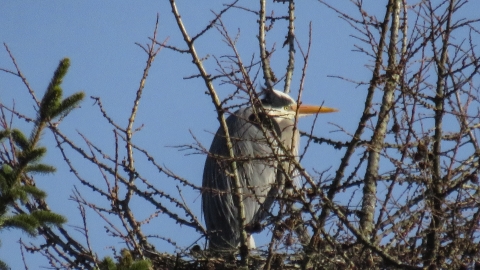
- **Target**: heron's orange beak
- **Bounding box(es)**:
[293,104,339,115]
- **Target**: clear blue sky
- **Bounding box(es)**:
[1,1,478,269]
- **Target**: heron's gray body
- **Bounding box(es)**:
[202,89,337,250]
[202,106,298,249]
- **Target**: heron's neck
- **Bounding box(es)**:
[275,118,299,155]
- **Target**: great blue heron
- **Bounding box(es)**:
[202,89,337,250]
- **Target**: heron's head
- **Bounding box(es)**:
[260,89,338,119]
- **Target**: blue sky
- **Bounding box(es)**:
[2,1,479,269]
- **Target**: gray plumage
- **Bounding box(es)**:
[202,90,337,250]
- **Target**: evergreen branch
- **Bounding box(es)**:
[17,147,47,167]
[30,210,67,226]
[50,91,85,120]
[0,260,8,270]
[21,185,47,200]
[0,57,81,268]
[6,186,29,203]
[0,130,10,141]
[39,58,75,122]
[39,85,62,122]
[24,163,56,174]
[10,129,29,150]
[2,213,39,236]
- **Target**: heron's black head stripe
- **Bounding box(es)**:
[261,90,294,108]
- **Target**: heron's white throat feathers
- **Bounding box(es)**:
[263,105,298,119]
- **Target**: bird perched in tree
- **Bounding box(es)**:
[202,89,337,250]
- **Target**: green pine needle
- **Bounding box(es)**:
[17,147,47,165]
[0,130,9,141]
[25,163,56,174]
[98,257,116,270]
[11,129,30,150]
[0,173,7,190]
[129,260,152,270]
[2,213,39,236]
[51,91,85,119]
[22,185,47,200]
[30,210,67,226]
[38,58,84,122]
[39,85,62,121]
[0,259,9,270]
[1,164,13,175]
[51,58,70,86]
[40,58,70,121]
[7,186,28,202]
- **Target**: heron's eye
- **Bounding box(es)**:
[284,105,290,110]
